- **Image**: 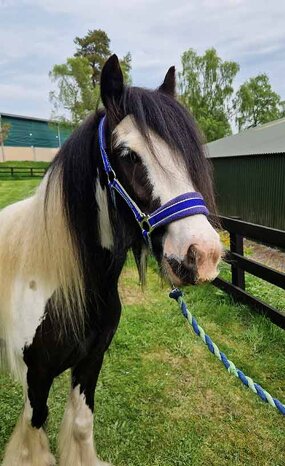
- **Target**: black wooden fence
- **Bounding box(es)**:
[213,216,285,330]
[0,166,46,178]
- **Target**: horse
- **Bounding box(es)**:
[0,54,222,466]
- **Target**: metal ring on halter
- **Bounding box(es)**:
[139,216,154,236]
[107,169,116,185]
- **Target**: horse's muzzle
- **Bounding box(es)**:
[163,241,221,286]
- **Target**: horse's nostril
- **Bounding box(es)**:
[166,255,198,285]
[185,244,197,268]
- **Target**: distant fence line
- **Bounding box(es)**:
[0,166,47,178]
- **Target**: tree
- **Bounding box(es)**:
[49,56,99,125]
[74,29,111,88]
[120,51,132,85]
[280,101,285,117]
[0,122,10,144]
[74,29,132,86]
[50,29,132,125]
[178,48,240,142]
[234,74,282,130]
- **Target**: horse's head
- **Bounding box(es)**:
[100,55,223,286]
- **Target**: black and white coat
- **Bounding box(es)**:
[0,55,222,466]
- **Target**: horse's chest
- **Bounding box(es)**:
[10,276,54,355]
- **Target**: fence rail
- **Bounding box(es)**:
[0,166,46,178]
[213,216,285,330]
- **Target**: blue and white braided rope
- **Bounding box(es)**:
[169,288,285,416]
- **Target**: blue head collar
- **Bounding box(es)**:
[98,115,209,246]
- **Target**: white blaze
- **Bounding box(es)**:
[114,115,222,282]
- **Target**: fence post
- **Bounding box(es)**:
[230,231,245,289]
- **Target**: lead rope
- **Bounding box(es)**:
[169,288,285,416]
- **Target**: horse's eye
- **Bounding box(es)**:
[124,151,140,164]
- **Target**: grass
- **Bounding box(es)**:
[0,179,285,465]
[0,160,50,168]
[0,179,40,209]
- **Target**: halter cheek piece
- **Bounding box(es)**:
[98,115,209,246]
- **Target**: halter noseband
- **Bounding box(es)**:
[98,115,209,245]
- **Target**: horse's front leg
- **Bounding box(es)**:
[59,355,110,466]
[59,292,121,466]
[2,367,55,466]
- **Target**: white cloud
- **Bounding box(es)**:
[0,0,284,118]
[0,82,44,100]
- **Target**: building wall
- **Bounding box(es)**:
[211,153,285,230]
[1,114,72,162]
[1,146,58,162]
[2,115,72,148]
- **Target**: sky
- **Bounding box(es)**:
[1,0,285,122]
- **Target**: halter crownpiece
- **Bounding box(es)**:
[98,115,209,244]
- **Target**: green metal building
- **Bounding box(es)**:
[0,112,72,162]
[206,118,285,230]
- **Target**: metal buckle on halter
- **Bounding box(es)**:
[106,169,117,205]
[106,168,116,185]
[139,215,154,236]
[139,215,154,251]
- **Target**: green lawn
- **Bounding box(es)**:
[0,161,50,168]
[0,179,40,209]
[0,180,284,466]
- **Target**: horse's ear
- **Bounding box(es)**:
[159,66,176,97]
[100,54,124,109]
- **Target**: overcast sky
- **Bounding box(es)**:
[1,0,284,123]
